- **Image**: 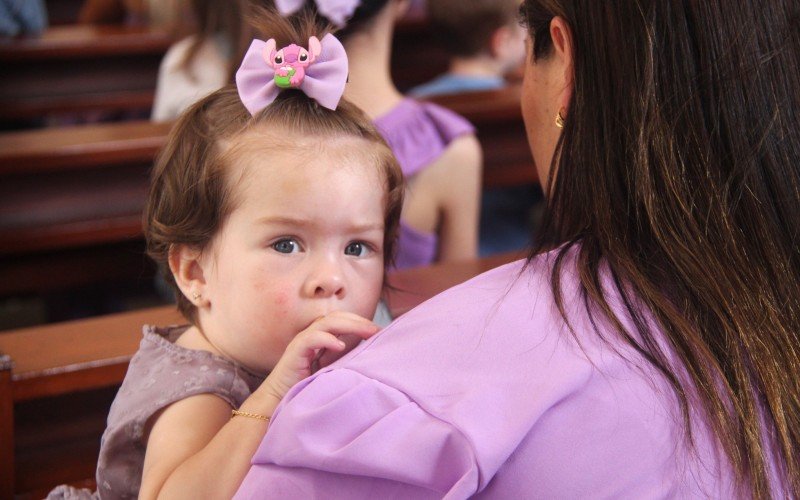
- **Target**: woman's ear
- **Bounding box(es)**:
[549,16,575,112]
[168,244,209,307]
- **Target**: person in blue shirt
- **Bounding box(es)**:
[0,0,47,37]
[409,0,525,98]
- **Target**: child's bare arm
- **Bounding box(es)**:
[139,312,380,500]
[138,392,264,500]
[435,135,482,262]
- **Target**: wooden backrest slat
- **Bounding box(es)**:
[0,25,173,62]
[0,120,172,175]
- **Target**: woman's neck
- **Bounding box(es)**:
[343,17,405,118]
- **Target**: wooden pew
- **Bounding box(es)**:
[0,25,173,127]
[0,121,172,297]
[0,251,523,498]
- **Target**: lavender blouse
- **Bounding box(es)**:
[374,99,475,269]
[235,249,788,498]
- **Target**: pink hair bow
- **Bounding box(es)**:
[235,33,348,113]
[274,0,360,27]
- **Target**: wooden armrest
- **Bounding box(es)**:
[0,306,181,401]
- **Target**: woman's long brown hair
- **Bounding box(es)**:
[522,0,800,497]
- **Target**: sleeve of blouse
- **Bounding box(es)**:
[234,368,480,499]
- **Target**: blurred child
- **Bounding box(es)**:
[271,0,481,269]
[47,16,403,499]
[408,0,525,98]
[151,0,250,121]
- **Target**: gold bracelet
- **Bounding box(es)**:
[231,409,271,421]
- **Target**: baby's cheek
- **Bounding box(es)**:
[271,291,293,319]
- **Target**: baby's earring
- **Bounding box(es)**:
[191,291,202,303]
[555,108,566,129]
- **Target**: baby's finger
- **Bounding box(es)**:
[285,329,346,359]
[314,337,364,368]
[307,312,380,340]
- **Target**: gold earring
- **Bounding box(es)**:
[191,292,201,302]
[555,109,566,129]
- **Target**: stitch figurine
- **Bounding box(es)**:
[264,37,322,88]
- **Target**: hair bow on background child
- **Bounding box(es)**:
[274,0,361,27]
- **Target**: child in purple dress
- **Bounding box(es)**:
[266,0,482,269]
[48,19,404,499]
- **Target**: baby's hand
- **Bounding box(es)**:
[262,311,380,402]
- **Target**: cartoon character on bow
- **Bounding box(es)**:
[263,37,322,88]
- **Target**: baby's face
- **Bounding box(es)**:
[198,138,386,373]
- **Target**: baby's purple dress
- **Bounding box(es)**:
[374,99,474,269]
[47,325,264,499]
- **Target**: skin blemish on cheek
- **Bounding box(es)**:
[274,293,289,307]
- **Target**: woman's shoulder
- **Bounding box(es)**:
[321,250,591,400]
[325,245,649,414]
[246,248,695,497]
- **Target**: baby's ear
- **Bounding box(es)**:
[168,244,209,307]
[263,38,277,65]
[308,36,322,58]
[489,25,512,58]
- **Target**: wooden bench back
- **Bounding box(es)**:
[0,121,173,297]
[0,25,172,126]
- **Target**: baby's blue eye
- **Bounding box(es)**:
[273,239,299,254]
[344,242,370,257]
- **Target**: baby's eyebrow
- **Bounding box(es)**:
[257,216,314,227]
[351,224,385,234]
[257,216,383,233]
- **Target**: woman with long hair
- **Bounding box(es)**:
[235,1,800,497]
